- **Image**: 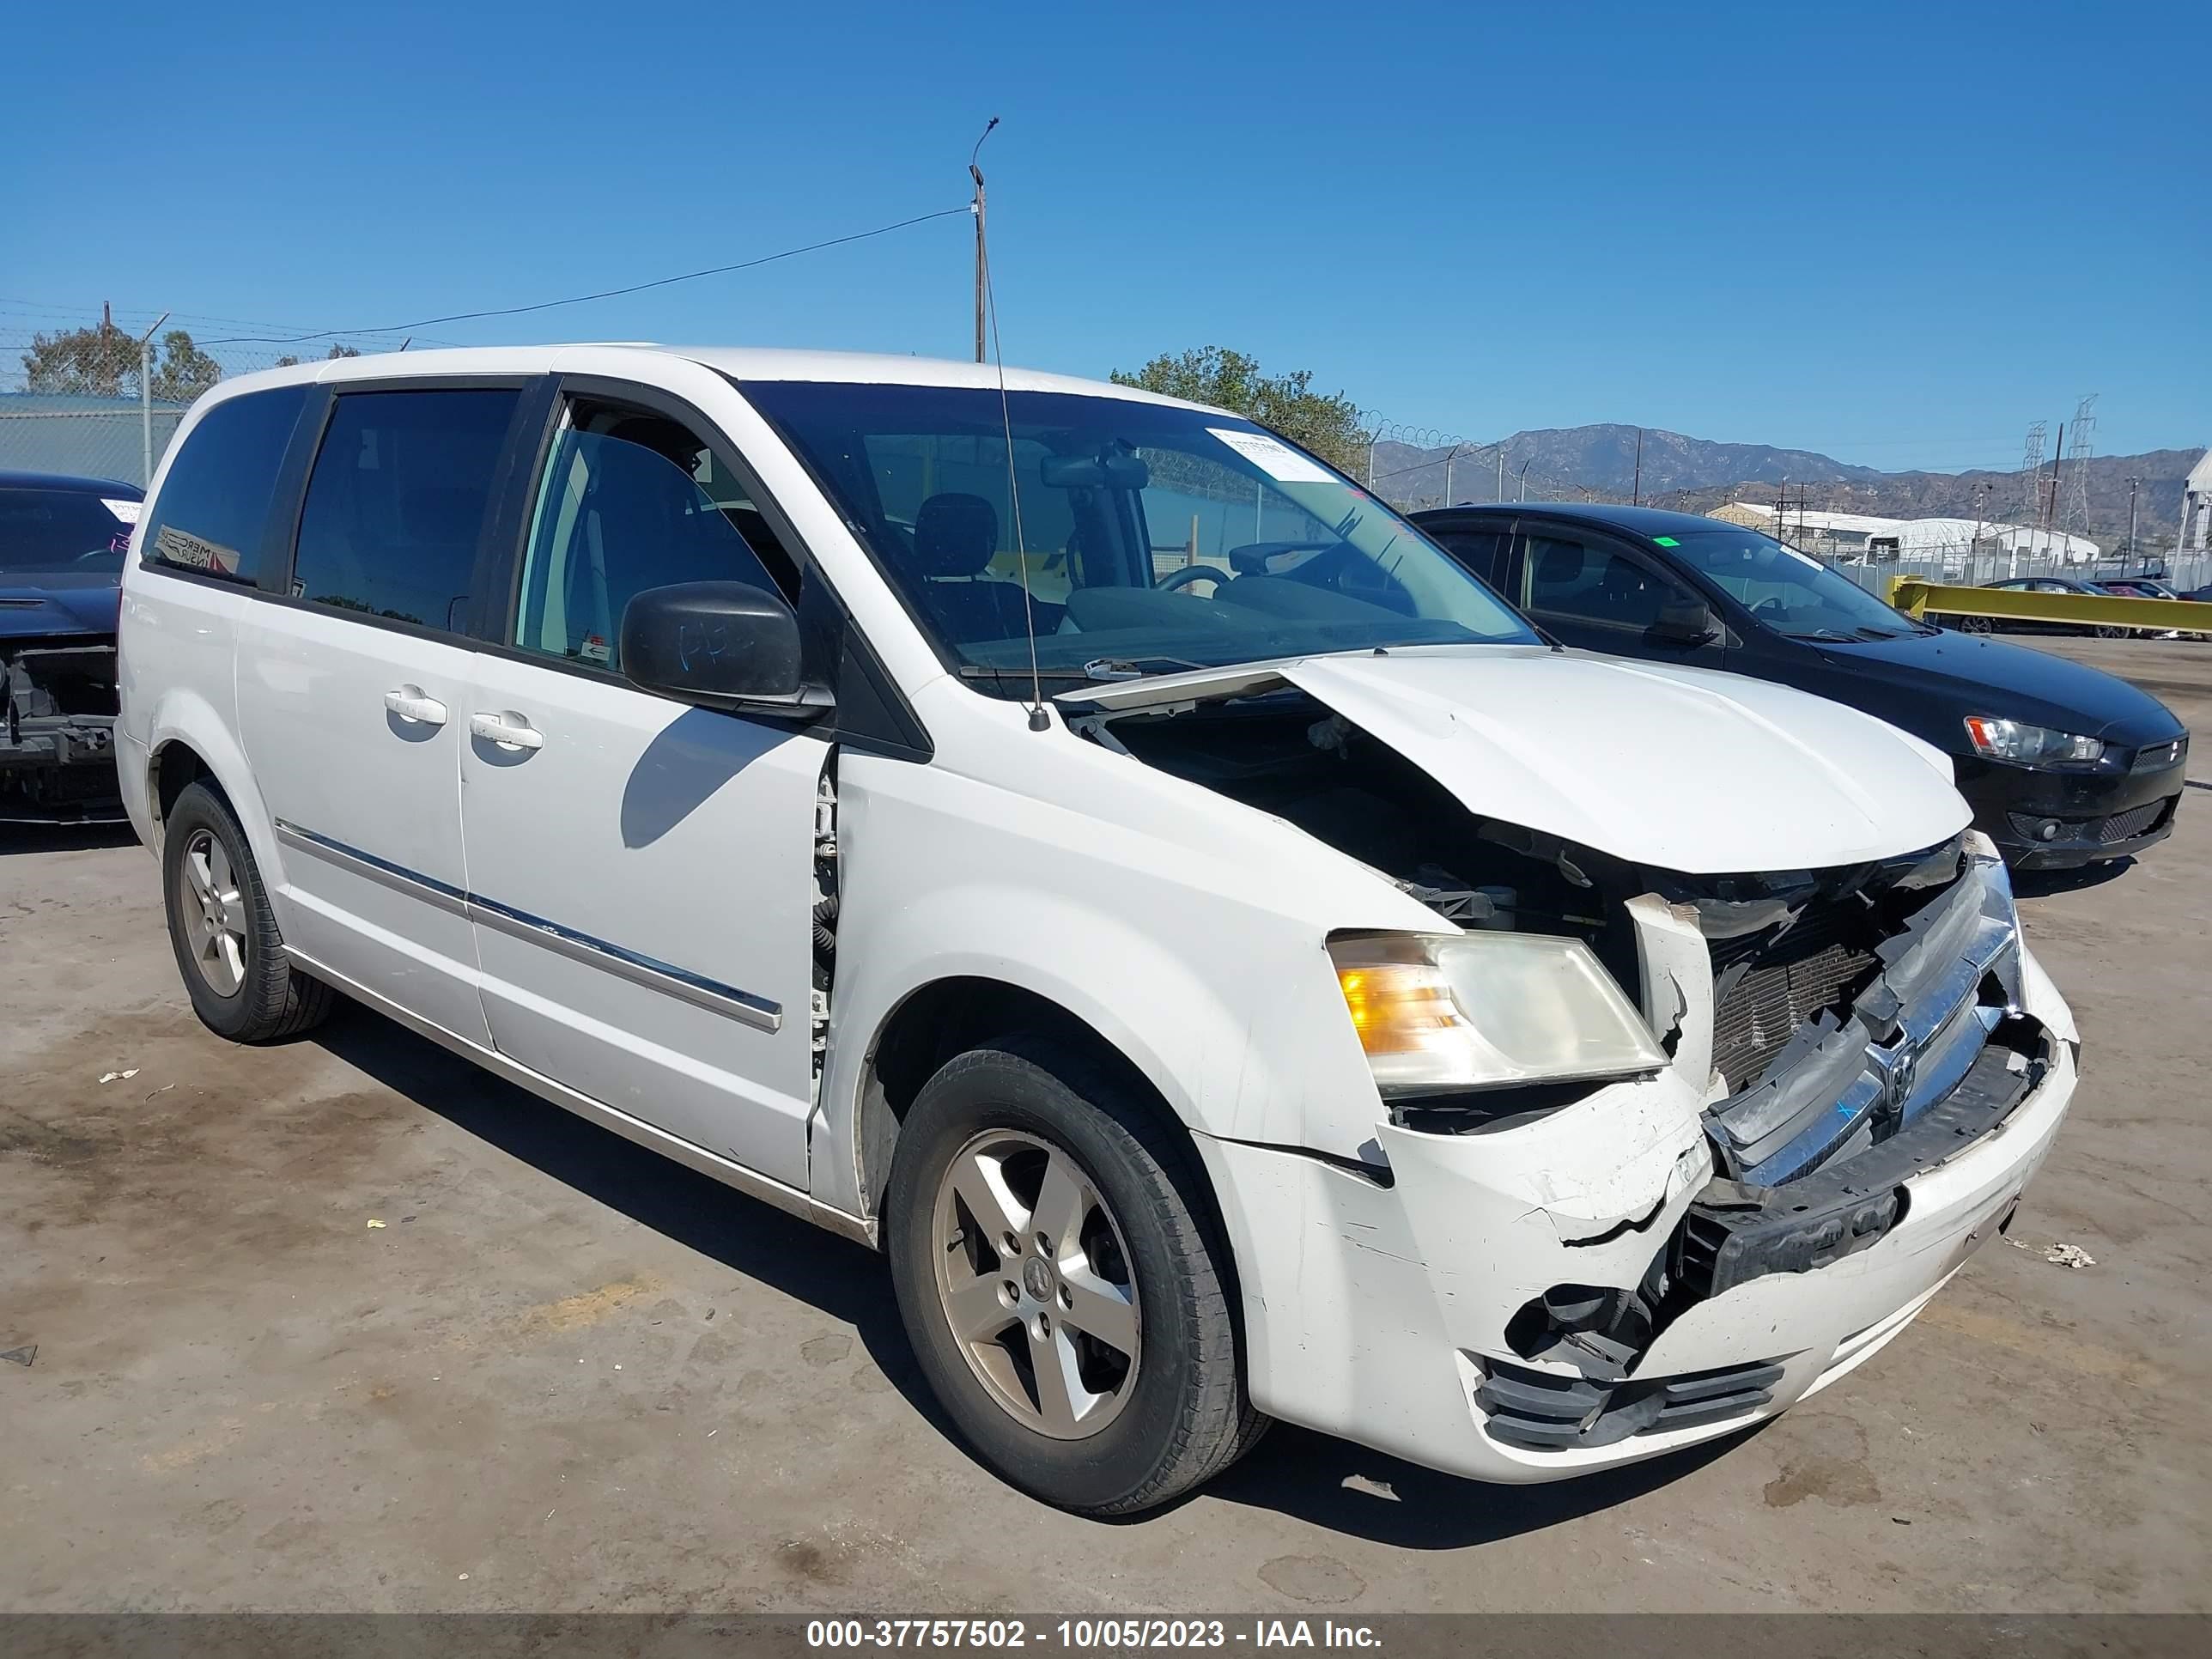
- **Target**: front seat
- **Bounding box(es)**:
[910,492,1032,644]
[1530,538,1586,604]
[1595,555,1657,623]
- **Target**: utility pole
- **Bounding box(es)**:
[2125,476,2141,563]
[969,117,999,364]
[1517,459,1531,501]
[1495,447,1504,501]
[1632,428,1643,505]
[137,310,170,488]
[1443,442,1463,505]
[2041,422,2064,553]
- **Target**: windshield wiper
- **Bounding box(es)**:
[1778,628,1857,642]
[957,655,1212,687]
[1075,655,1212,681]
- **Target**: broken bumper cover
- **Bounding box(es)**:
[1192,944,2077,1486]
[0,714,123,821]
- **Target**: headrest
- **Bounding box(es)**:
[1534,539,1584,586]
[401,484,486,545]
[914,492,999,577]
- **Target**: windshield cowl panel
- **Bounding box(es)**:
[738,380,1537,693]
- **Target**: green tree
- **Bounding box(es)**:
[21,319,141,397]
[20,320,225,403]
[275,344,363,368]
[149,331,222,403]
[1110,346,1365,474]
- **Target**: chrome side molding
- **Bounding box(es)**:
[273,818,782,1033]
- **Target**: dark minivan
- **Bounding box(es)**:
[1411,502,2187,870]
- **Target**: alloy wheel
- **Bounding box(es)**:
[931,1128,1141,1439]
[179,828,248,996]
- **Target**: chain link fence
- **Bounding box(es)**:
[9,307,2205,598]
[2,307,416,488]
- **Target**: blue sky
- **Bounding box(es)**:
[6,1,2204,471]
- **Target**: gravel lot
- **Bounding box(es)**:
[3,637,2207,1614]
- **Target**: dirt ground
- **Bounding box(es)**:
[3,637,2207,1614]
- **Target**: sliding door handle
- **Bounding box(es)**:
[383,686,447,726]
[469,711,544,751]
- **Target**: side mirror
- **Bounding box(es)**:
[618,581,817,713]
[1650,598,1720,647]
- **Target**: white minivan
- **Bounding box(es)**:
[118,346,2079,1514]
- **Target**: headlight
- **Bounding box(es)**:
[1963,715,2104,765]
[1328,933,1667,1096]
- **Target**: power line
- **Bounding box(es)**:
[192,206,974,346]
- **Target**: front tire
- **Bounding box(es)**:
[884,1036,1260,1515]
[161,781,335,1042]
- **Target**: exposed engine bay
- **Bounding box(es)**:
[1076,681,2057,1443]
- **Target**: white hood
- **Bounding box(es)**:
[1069,645,1968,874]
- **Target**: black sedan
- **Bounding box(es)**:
[1410,502,2187,871]
[1951,575,2130,638]
[2,470,137,821]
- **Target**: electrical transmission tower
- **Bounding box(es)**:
[2060,394,2097,539]
[2018,421,2046,522]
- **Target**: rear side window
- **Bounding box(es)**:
[290,389,520,633]
[138,386,309,582]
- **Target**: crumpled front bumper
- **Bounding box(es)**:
[0,714,123,821]
[1192,894,2079,1486]
[2,639,124,822]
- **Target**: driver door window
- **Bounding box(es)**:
[1519,531,1705,654]
[513,404,798,672]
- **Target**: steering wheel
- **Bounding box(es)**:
[1752,596,1789,621]
[1158,563,1232,593]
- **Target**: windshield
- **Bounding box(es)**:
[0,488,137,576]
[739,382,1536,685]
[1662,527,1932,640]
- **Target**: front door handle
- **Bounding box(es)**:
[469,711,544,751]
[383,685,447,726]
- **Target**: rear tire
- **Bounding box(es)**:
[161,781,335,1042]
[884,1035,1258,1515]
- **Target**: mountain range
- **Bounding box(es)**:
[1370,424,2203,548]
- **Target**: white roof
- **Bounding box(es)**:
[205,343,1218,412]
[1725,501,2099,560]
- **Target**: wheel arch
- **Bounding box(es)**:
[853,971,1255,1425]
[141,691,273,872]
[855,975,1190,1219]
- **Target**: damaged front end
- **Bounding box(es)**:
[1070,665,2069,1465]
[1480,839,2054,1450]
[2,635,123,823]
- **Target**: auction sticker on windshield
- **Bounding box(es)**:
[1206,428,1334,483]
